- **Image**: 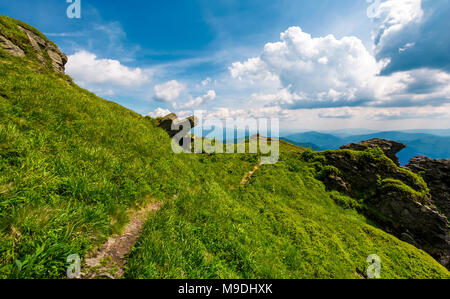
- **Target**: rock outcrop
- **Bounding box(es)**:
[157,113,198,138]
[340,138,406,166]
[18,25,67,73]
[406,157,450,220]
[0,34,25,56]
[303,144,450,269]
[0,23,67,73]
[369,181,450,268]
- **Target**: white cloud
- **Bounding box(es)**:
[230,26,381,108]
[148,108,171,118]
[66,50,149,87]
[371,0,450,74]
[372,0,423,36]
[230,57,279,83]
[176,90,216,109]
[202,77,212,86]
[370,0,423,44]
[153,80,186,102]
[248,88,303,106]
[370,68,450,107]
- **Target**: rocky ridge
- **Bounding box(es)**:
[307,139,450,269]
[340,138,406,166]
[0,22,67,73]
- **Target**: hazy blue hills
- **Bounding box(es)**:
[282,131,450,165]
[282,132,342,151]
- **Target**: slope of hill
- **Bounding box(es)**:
[283,131,450,165]
[1,15,449,279]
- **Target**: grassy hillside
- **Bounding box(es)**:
[1,15,449,278]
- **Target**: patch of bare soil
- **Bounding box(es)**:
[84,202,163,279]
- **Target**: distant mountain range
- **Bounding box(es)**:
[282,130,450,165]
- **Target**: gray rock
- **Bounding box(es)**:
[322,173,350,194]
[400,232,419,248]
[369,182,450,268]
[18,25,46,50]
[47,49,67,74]
[0,34,24,57]
[17,25,67,73]
[157,113,198,138]
[406,157,450,220]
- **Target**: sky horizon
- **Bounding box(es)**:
[1,0,449,131]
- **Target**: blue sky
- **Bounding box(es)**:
[1,0,449,131]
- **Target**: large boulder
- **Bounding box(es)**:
[157,113,198,138]
[406,157,450,220]
[340,138,406,166]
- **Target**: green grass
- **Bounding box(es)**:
[1,15,449,279]
[124,145,449,279]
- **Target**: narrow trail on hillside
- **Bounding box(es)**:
[241,160,262,185]
[84,202,163,279]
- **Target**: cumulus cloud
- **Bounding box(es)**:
[248,89,298,105]
[370,69,450,107]
[371,0,450,74]
[176,90,216,109]
[230,57,279,83]
[66,50,149,87]
[148,108,171,118]
[230,26,382,109]
[153,80,186,102]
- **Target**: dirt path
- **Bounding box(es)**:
[241,161,262,185]
[84,201,163,279]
